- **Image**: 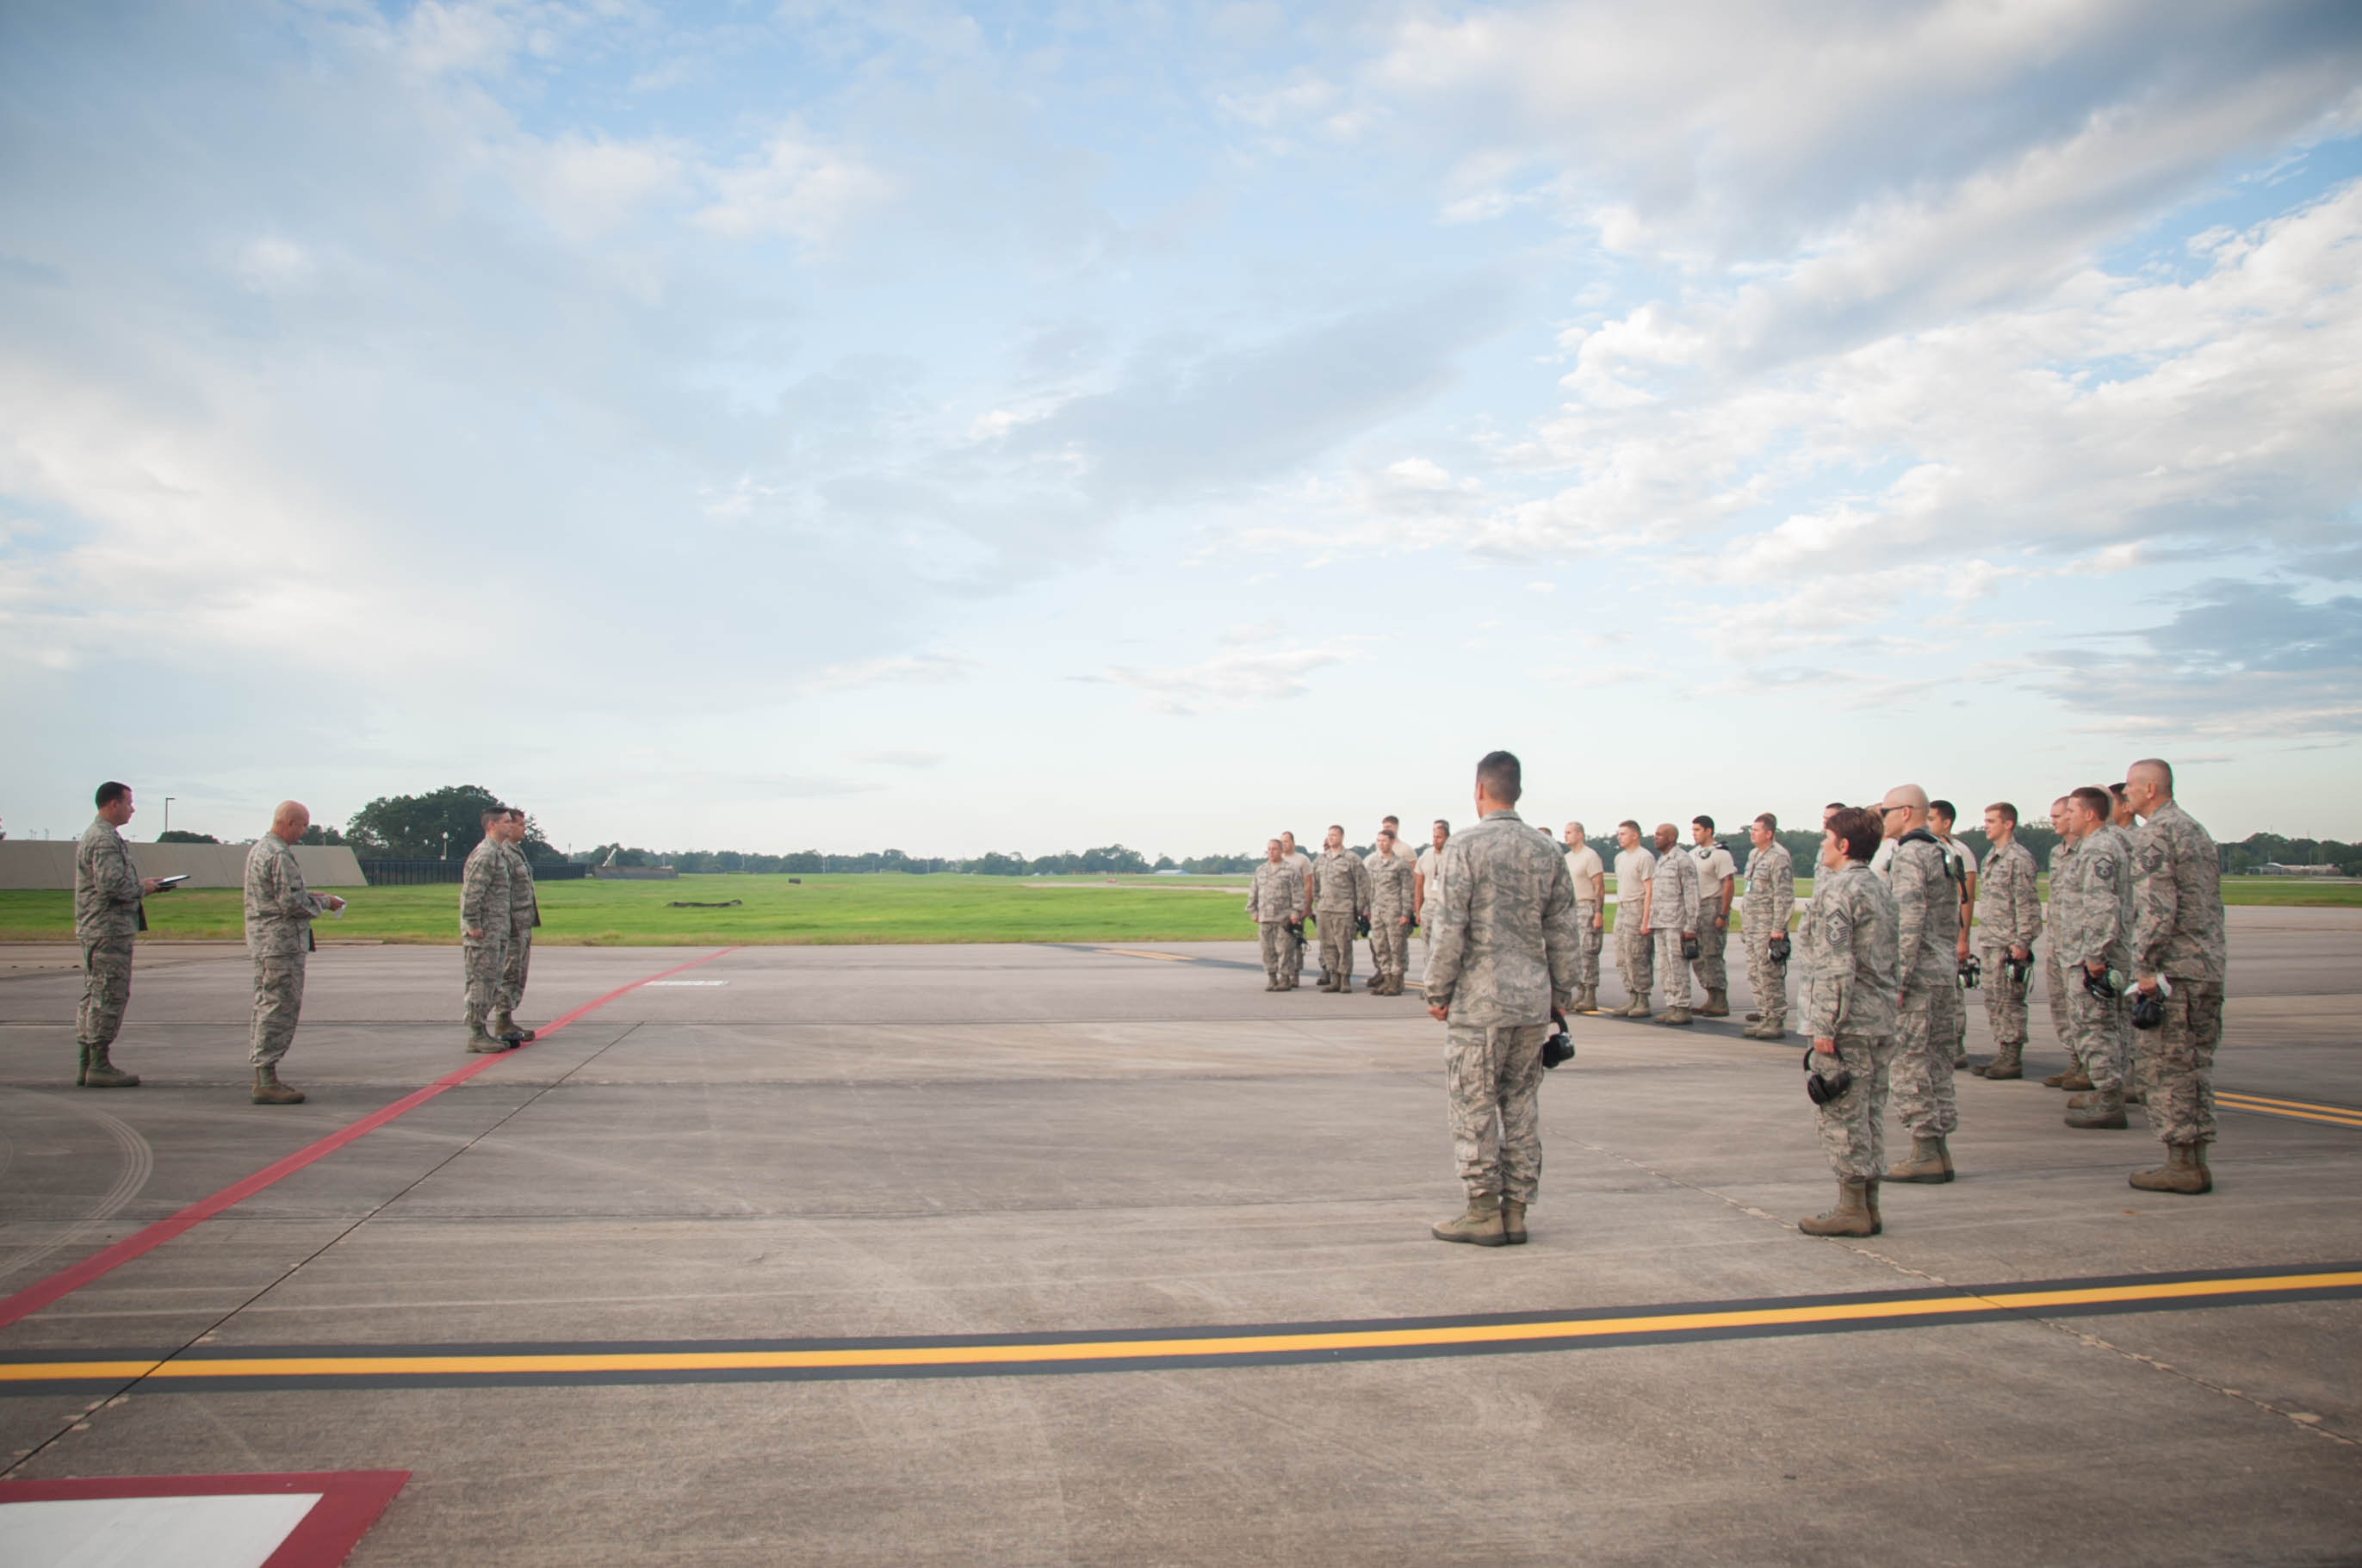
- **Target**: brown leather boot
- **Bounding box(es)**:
[2130,1143,2212,1194]
[2065,1089,2128,1129]
[490,1009,536,1043]
[251,1064,305,1105]
[1622,1001,1652,1019]
[1499,1198,1528,1245]
[2057,1069,2092,1091]
[2043,1064,2077,1088]
[1700,988,1729,1018]
[1656,1007,1693,1026]
[81,1044,139,1088]
[1886,1134,1954,1184]
[1977,1045,2024,1080]
[1799,1179,1875,1236]
[1431,1193,1508,1246]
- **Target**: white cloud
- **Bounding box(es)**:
[852,748,947,768]
[1104,643,1356,716]
[798,652,979,695]
[696,128,894,243]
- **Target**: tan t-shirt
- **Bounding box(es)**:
[1564,845,1603,907]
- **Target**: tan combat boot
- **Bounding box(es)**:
[81,1044,139,1089]
[465,1010,511,1053]
[1977,1044,2024,1080]
[2065,1088,2128,1130]
[1499,1198,1528,1245]
[1656,1007,1693,1026]
[1431,1193,1508,1246]
[251,1064,305,1105]
[1886,1134,1954,1184]
[2056,1069,2092,1092]
[490,1009,536,1044]
[2042,1063,2078,1088]
[1622,1001,1652,1020]
[1799,1178,1875,1236]
[1700,988,1729,1018]
[1865,1178,1882,1235]
[2130,1143,2211,1194]
[1745,1010,1763,1023]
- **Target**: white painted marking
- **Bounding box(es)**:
[0,1493,319,1568]
[644,980,729,987]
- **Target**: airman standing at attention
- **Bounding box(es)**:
[244,801,345,1105]
[2107,783,2148,1106]
[1423,751,1579,1248]
[1880,784,1962,1185]
[2123,759,2229,1195]
[2056,785,2136,1131]
[1414,820,1450,980]
[1740,813,1795,1040]
[2040,796,2087,1091]
[1800,807,1901,1237]
[1644,822,1700,1026]
[1971,803,2043,1080]
[1282,830,1319,983]
[1248,838,1308,990]
[1687,816,1738,1017]
[1562,821,1605,1013]
[1366,827,1417,995]
[461,810,516,1053]
[1311,825,1371,994]
[493,809,540,1044]
[73,782,164,1088]
[1928,801,1977,1069]
[1612,821,1656,1019]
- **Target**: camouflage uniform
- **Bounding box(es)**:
[1931,839,1975,1065]
[244,834,329,1067]
[1688,840,1738,997]
[2055,824,2135,1094]
[1887,832,1962,1138]
[2044,840,2077,1068]
[1247,858,1309,986]
[1366,849,1416,989]
[1975,838,2043,1053]
[1646,847,1700,1009]
[461,836,511,1034]
[1802,864,1901,1178]
[2130,803,2228,1148]
[1564,843,1605,995]
[1311,847,1371,990]
[499,839,539,1017]
[73,816,146,1064]
[1422,809,1578,1204]
[1741,840,1795,1031]
[1612,846,1655,1007]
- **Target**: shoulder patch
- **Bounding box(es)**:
[2091,855,2115,880]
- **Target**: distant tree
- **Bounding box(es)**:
[157,829,220,844]
[297,824,346,846]
[1180,852,1261,874]
[1153,855,1177,871]
[347,785,511,860]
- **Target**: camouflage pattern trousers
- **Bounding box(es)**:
[77,937,134,1050]
[1691,918,1727,994]
[1743,932,1787,1026]
[1980,945,2029,1049]
[1257,922,1292,982]
[1932,972,1967,1063]
[1370,920,1409,982]
[1445,1021,1547,1203]
[500,926,533,1013]
[2043,950,2075,1066]
[462,938,506,1025]
[1811,1032,1898,1180]
[250,952,306,1068]
[2139,979,2222,1147]
[1317,917,1355,988]
[2064,981,2130,1093]
[1615,921,1653,1007]
[1889,980,1958,1137]
[1573,907,1603,992]
[1653,929,1693,1007]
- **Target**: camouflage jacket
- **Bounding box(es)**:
[1975,838,2043,951]
[1804,863,1900,1040]
[1311,847,1371,914]
[1422,808,1578,1026]
[2131,802,2227,983]
[1741,841,1794,936]
[461,837,511,939]
[1888,831,1961,989]
[2053,826,2133,971]
[74,816,145,942]
[1645,846,1698,933]
[1366,850,1415,921]
[244,834,327,956]
[501,840,541,929]
[1247,858,1308,923]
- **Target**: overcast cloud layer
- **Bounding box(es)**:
[6,0,2360,854]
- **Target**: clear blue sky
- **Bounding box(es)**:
[5,1,2359,856]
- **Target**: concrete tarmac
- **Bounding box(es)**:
[0,911,2356,1565]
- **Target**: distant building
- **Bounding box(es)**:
[2257,863,2340,876]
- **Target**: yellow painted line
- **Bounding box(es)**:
[2217,1091,2362,1117]
[1092,949,1195,963]
[2219,1100,2362,1130]
[9,1270,2355,1385]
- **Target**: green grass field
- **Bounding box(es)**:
[3,873,2352,947]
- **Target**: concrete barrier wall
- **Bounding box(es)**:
[0,841,368,889]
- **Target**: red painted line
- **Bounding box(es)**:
[0,949,737,1330]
